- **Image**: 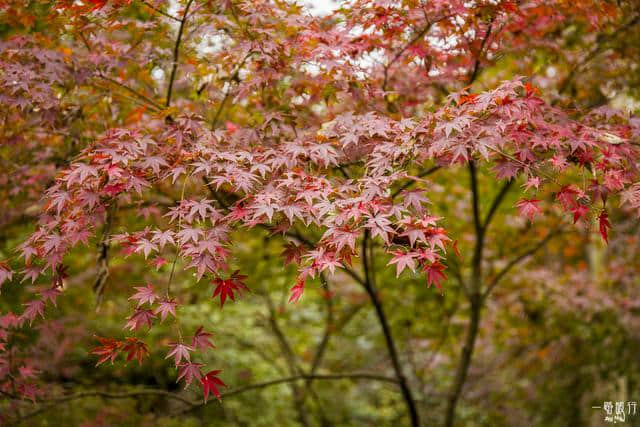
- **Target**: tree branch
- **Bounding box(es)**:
[558,14,640,95]
[96,75,164,112]
[361,230,420,427]
[9,373,399,424]
[176,373,399,416]
[8,389,196,426]
[482,179,514,230]
[444,161,484,427]
[382,13,453,93]
[139,0,181,22]
[482,226,564,300]
[260,273,311,427]
[211,51,254,127]
[468,16,495,86]
[165,0,195,108]
[93,203,117,308]
[391,165,441,200]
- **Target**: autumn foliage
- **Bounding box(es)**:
[1,0,639,425]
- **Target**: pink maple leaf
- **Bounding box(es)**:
[21,300,45,325]
[192,326,215,351]
[515,198,541,221]
[166,343,194,365]
[125,308,156,331]
[387,250,418,277]
[129,283,159,307]
[155,298,178,321]
[177,362,203,387]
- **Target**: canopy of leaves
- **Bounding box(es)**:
[1,0,640,426]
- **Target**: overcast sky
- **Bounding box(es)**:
[305,0,340,15]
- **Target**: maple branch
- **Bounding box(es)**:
[391,165,441,199]
[558,14,640,95]
[260,278,312,427]
[283,229,365,286]
[307,274,334,378]
[97,74,164,112]
[382,13,453,93]
[211,51,254,127]
[175,372,400,416]
[361,230,420,427]
[165,0,196,108]
[383,22,433,93]
[139,0,181,22]
[8,389,196,425]
[297,273,335,425]
[445,167,523,427]
[482,179,514,230]
[468,16,495,86]
[200,181,365,286]
[482,226,564,300]
[444,161,484,427]
[93,203,117,308]
[9,372,399,424]
[469,161,482,241]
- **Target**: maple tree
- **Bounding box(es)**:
[1,0,640,425]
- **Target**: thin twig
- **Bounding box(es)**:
[482,226,564,300]
[97,75,164,112]
[468,16,495,86]
[165,0,196,108]
[361,230,420,427]
[211,51,254,127]
[482,179,514,229]
[391,165,441,199]
[558,14,640,95]
[140,0,181,22]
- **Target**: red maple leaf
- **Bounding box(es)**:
[177,362,203,387]
[201,370,226,402]
[599,210,611,244]
[91,336,123,366]
[288,279,305,303]
[125,308,156,331]
[211,271,249,308]
[423,261,447,290]
[122,338,148,365]
[192,326,215,351]
[571,204,590,224]
[281,243,306,266]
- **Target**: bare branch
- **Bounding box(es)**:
[468,16,495,85]
[165,0,196,108]
[391,165,441,200]
[139,0,181,22]
[482,179,514,230]
[558,14,640,95]
[96,75,164,112]
[361,230,420,427]
[482,226,564,300]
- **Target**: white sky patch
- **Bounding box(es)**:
[195,33,231,58]
[303,0,340,16]
[152,67,165,81]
